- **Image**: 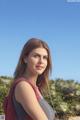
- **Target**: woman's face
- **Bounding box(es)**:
[25,47,48,75]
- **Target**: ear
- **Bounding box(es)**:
[24,57,27,63]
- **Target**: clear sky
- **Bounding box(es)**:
[0,0,80,82]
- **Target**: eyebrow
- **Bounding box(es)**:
[33,52,48,57]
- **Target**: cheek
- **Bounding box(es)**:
[28,58,37,66]
[44,61,48,69]
[44,60,48,66]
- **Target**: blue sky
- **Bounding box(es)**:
[0,0,80,82]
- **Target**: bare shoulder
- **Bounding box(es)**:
[15,80,33,91]
[15,80,35,101]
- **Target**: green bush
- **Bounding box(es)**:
[0,76,12,114]
[0,76,80,118]
[44,79,80,118]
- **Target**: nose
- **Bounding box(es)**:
[39,57,44,63]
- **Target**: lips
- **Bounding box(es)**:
[36,65,44,69]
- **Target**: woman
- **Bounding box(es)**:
[7,38,56,120]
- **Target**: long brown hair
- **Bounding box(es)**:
[14,38,52,92]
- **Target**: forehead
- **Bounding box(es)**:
[30,47,48,56]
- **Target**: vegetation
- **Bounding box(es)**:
[0,76,80,119]
[0,76,12,113]
[44,78,80,119]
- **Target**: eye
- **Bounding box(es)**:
[43,56,48,60]
[33,54,39,58]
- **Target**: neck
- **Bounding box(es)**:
[23,69,38,87]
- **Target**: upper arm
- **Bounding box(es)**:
[15,81,48,120]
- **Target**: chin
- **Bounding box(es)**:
[38,72,43,75]
[37,71,44,75]
[34,69,45,75]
